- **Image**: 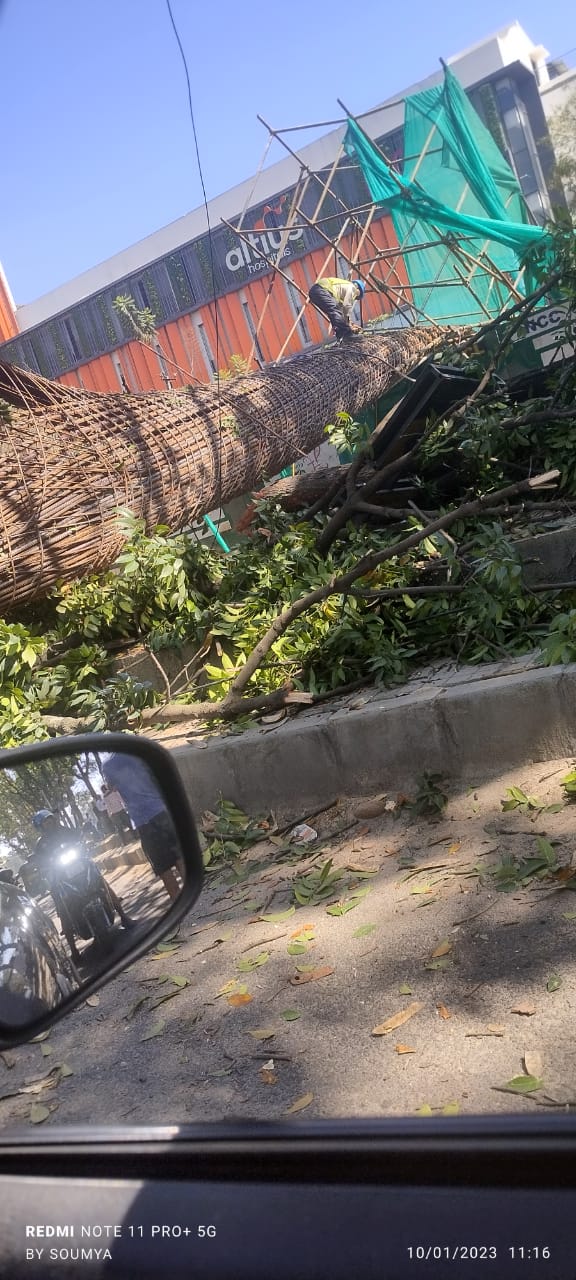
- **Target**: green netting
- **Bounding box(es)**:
[344,67,552,325]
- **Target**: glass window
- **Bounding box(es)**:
[284,275,311,344]
[63,318,82,363]
[240,298,264,363]
[194,319,217,376]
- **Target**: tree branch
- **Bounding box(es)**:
[220,468,558,703]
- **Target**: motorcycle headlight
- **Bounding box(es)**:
[59,848,78,866]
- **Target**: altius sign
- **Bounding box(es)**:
[225,192,305,274]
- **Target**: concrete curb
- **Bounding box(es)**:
[170,662,576,822]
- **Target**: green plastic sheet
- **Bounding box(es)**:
[344,67,552,324]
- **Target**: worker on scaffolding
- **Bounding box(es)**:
[308,276,365,340]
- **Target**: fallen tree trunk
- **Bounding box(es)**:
[0,326,456,610]
[235,465,418,530]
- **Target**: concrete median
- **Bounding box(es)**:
[170,658,576,823]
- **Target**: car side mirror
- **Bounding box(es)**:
[0,733,204,1047]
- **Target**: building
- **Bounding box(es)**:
[0,265,17,343]
[0,21,568,395]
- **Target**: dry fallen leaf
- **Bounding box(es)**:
[29,1104,51,1125]
[431,939,453,959]
[372,1001,423,1037]
[285,1091,314,1114]
[436,1003,452,1020]
[247,1028,277,1041]
[465,1025,505,1038]
[228,993,253,1006]
[395,1043,416,1055]
[290,966,334,986]
[259,1058,277,1085]
[448,842,461,855]
[524,1050,544,1077]
[511,1003,537,1017]
[85,995,100,1007]
[353,797,389,820]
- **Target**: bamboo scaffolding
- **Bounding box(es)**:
[257,115,398,308]
[245,172,311,369]
[276,217,352,361]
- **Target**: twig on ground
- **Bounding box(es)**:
[240,933,289,952]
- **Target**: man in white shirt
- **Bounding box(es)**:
[308,276,365,339]
[101,784,132,846]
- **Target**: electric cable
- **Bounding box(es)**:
[165,0,224,505]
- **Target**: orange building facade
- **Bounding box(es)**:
[57,219,408,395]
[0,265,17,343]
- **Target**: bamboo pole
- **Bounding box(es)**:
[256,115,397,305]
[245,173,311,369]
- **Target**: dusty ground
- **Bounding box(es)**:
[3,755,576,1130]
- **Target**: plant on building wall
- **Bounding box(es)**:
[47,321,70,372]
[141,272,163,322]
[193,238,217,295]
[476,84,509,160]
[166,254,194,309]
[97,296,119,348]
[548,88,576,211]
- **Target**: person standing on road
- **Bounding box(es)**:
[102,755,185,902]
[101,784,132,846]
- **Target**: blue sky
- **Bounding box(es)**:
[1,0,574,304]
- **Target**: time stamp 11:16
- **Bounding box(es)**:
[406,1245,551,1261]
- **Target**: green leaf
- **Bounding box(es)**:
[287,942,308,955]
[547,973,562,992]
[442,1101,460,1115]
[415,1104,433,1116]
[260,907,295,922]
[353,924,376,939]
[499,1074,543,1094]
[141,1020,166,1041]
[398,982,413,995]
[236,951,270,972]
[280,1009,301,1021]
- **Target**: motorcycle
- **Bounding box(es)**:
[46,840,117,951]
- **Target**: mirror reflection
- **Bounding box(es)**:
[0,750,185,1029]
